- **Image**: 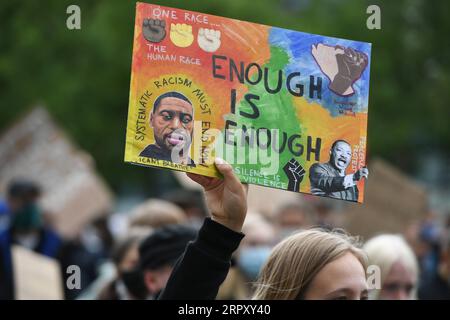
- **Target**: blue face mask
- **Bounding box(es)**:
[238,246,272,281]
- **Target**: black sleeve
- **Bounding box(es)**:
[158,218,244,300]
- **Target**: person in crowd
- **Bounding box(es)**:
[0,178,102,300]
[85,199,188,300]
[274,202,313,240]
[238,213,276,283]
[217,213,277,299]
[311,196,341,229]
[363,234,419,300]
[86,215,115,262]
[0,179,62,299]
[158,158,369,300]
[417,213,442,281]
[418,232,450,299]
[128,199,187,235]
[96,234,148,300]
[139,224,197,299]
[0,198,10,230]
[162,189,207,229]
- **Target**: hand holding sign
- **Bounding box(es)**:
[353,167,369,181]
[187,158,248,232]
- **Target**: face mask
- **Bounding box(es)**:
[12,203,42,231]
[238,246,272,281]
[121,268,148,299]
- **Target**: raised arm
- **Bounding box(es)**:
[159,158,248,300]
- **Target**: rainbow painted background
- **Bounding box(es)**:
[125,2,371,203]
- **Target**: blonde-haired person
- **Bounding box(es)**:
[363,234,419,300]
[253,228,368,299]
[159,158,369,300]
[128,199,187,235]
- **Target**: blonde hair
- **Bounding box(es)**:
[252,228,367,300]
[128,199,186,231]
[363,234,418,299]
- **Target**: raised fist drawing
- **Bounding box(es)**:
[197,28,221,52]
[170,23,194,48]
[353,167,369,181]
[312,43,368,96]
[142,19,166,43]
[283,158,305,193]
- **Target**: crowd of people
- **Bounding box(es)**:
[0,159,449,300]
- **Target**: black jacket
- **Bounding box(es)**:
[159,218,244,300]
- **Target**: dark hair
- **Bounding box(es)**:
[152,92,192,113]
[7,179,41,200]
[139,224,196,271]
[111,235,143,266]
[330,139,350,152]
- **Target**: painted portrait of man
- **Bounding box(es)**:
[140,91,195,166]
[309,140,368,201]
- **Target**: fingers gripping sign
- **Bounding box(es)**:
[187,158,248,233]
[353,166,369,182]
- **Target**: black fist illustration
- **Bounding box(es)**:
[312,43,368,96]
[283,158,305,192]
[143,19,166,43]
[331,46,368,96]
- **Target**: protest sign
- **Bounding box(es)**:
[125,2,371,202]
[0,107,114,238]
[12,245,64,300]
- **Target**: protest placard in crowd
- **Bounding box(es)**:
[125,2,371,202]
[0,107,114,238]
[12,245,64,299]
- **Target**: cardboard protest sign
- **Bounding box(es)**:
[125,2,371,202]
[12,245,64,300]
[0,107,114,238]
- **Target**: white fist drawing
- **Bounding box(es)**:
[197,28,221,53]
